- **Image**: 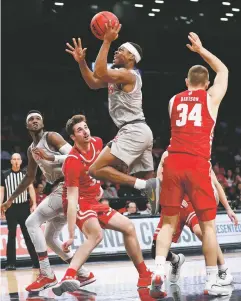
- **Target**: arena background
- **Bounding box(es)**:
[1,1,241,300]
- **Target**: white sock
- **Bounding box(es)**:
[171,253,179,264]
[155,256,166,275]
[206,266,218,283]
[39,257,54,277]
[134,179,146,190]
[77,266,90,277]
[218,264,227,272]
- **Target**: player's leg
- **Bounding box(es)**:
[188,159,230,296]
[103,211,152,287]
[150,155,183,298]
[192,223,233,285]
[25,186,64,291]
[89,124,160,208]
[44,216,95,287]
[5,207,18,269]
[52,217,103,296]
[18,202,39,268]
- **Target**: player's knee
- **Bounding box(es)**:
[25,215,34,233]
[90,230,103,246]
[123,221,136,236]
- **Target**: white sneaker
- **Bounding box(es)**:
[204,280,230,296]
[149,273,167,299]
[218,269,233,286]
[169,254,185,283]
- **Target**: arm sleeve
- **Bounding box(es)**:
[64,157,82,187]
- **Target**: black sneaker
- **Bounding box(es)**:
[142,178,160,215]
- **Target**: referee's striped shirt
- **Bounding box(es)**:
[2,169,28,204]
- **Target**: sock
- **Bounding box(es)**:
[77,266,90,278]
[170,253,179,264]
[136,261,150,276]
[155,256,166,275]
[134,179,146,190]
[166,251,173,262]
[218,264,227,272]
[64,268,77,279]
[206,266,218,283]
[38,254,53,277]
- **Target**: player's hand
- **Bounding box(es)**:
[104,20,122,42]
[66,38,87,64]
[62,238,74,253]
[30,203,37,213]
[227,208,239,226]
[186,32,203,53]
[0,200,12,216]
[32,148,53,161]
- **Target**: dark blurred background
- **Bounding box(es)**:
[1,0,241,210]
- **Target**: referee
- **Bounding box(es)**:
[0,153,39,270]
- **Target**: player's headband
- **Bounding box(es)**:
[26,113,43,123]
[121,42,141,63]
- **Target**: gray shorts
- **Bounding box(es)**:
[110,122,154,174]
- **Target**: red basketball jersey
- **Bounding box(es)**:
[62,137,103,212]
[167,89,215,160]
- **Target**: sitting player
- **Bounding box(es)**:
[52,115,152,296]
[151,151,238,285]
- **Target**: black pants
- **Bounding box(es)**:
[5,201,39,266]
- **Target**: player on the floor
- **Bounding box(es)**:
[150,32,230,297]
[151,151,237,285]
[65,22,160,213]
[52,114,152,296]
[0,110,94,292]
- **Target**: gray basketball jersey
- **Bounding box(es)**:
[108,69,145,128]
[30,132,64,184]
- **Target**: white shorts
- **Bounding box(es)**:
[110,122,154,174]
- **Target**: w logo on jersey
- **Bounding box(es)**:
[108,84,115,95]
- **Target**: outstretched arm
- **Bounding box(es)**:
[93,21,135,85]
[66,38,107,90]
[187,32,228,105]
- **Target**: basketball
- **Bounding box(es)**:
[90,11,119,40]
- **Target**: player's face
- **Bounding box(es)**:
[26,115,44,132]
[11,154,22,169]
[71,122,91,144]
[113,46,130,66]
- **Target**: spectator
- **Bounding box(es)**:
[225,170,235,187]
[0,153,39,270]
[234,148,241,167]
[123,201,140,216]
[103,181,118,199]
[140,202,152,215]
[35,183,47,206]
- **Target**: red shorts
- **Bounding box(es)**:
[160,153,217,221]
[76,200,117,231]
[153,199,199,243]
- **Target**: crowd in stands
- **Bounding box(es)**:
[1,112,241,216]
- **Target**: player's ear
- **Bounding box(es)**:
[205,81,210,90]
[185,78,189,88]
[70,134,75,142]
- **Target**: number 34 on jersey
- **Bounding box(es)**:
[176,103,202,127]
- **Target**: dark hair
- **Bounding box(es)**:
[188,65,209,86]
[66,114,87,136]
[129,42,143,61]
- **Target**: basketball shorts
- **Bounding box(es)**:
[153,200,199,243]
[160,153,217,221]
[108,122,154,174]
[76,200,117,231]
